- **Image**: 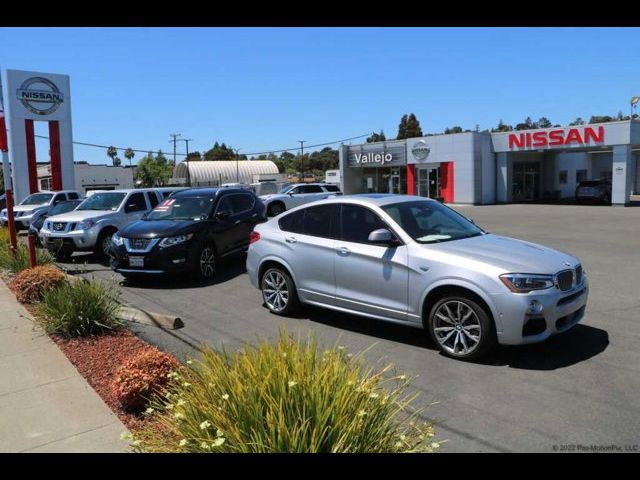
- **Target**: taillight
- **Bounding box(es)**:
[249,231,261,244]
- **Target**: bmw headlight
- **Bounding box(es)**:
[159,233,194,248]
[77,220,96,230]
[499,273,555,293]
[112,233,124,247]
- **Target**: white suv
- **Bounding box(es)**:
[40,189,163,259]
[260,183,342,217]
[0,190,83,230]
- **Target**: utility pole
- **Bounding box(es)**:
[298,140,306,182]
[169,133,181,167]
[234,148,241,183]
[178,138,193,187]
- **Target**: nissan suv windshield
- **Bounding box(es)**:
[77,192,126,211]
[146,196,214,221]
[382,200,484,244]
[22,193,53,205]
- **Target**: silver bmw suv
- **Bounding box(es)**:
[246,194,589,360]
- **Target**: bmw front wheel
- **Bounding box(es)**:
[427,295,496,360]
[261,267,299,316]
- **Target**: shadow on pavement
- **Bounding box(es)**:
[303,306,608,370]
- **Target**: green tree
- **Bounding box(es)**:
[589,115,614,124]
[186,151,202,161]
[124,148,135,168]
[569,117,585,126]
[515,117,536,131]
[135,152,173,187]
[491,120,513,132]
[404,113,423,139]
[366,130,386,143]
[444,126,463,134]
[397,114,409,139]
[537,117,552,128]
[204,142,236,161]
[106,146,118,166]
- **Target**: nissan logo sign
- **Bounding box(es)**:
[411,140,430,160]
[17,77,64,116]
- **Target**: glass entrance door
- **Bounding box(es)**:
[512,162,541,201]
[417,165,441,198]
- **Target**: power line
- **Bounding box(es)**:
[31,132,372,159]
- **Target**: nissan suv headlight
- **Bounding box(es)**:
[499,273,555,293]
[77,220,96,230]
[159,233,193,248]
[112,233,124,247]
[18,210,32,217]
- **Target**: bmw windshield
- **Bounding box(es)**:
[77,192,126,211]
[146,197,214,221]
[382,200,484,244]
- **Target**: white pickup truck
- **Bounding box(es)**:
[0,190,82,230]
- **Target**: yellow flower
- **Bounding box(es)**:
[395,441,403,448]
[431,442,440,450]
[199,420,212,430]
[222,393,229,400]
[176,399,186,406]
[288,380,298,388]
[120,431,133,441]
[200,442,211,450]
[145,407,154,415]
[174,412,186,420]
[216,429,224,438]
[182,382,191,388]
[179,439,188,447]
[399,375,407,380]
[369,392,379,399]
[337,345,345,350]
[358,410,367,417]
[186,359,193,365]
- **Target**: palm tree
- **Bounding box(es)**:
[107,146,118,166]
[124,148,135,168]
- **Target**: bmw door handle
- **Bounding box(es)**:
[285,236,297,244]
[337,246,350,255]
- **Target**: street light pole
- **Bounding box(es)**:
[169,133,181,167]
[178,138,193,187]
[298,140,306,182]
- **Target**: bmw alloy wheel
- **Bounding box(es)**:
[433,300,482,356]
[262,269,289,312]
[199,247,216,278]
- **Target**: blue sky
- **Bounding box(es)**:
[1,27,639,164]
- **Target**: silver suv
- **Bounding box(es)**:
[247,195,589,360]
[0,190,82,230]
[259,183,342,217]
[40,189,163,259]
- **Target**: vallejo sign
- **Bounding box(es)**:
[353,152,394,166]
[347,144,407,168]
[17,77,64,116]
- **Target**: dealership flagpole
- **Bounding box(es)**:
[0,68,18,256]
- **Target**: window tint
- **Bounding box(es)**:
[302,205,337,238]
[52,194,66,205]
[341,204,389,244]
[147,192,160,209]
[323,185,340,192]
[301,185,323,193]
[67,192,79,200]
[230,193,255,213]
[125,192,148,212]
[162,191,173,199]
[278,209,304,234]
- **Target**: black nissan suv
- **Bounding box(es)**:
[109,188,265,279]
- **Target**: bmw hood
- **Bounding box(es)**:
[119,219,196,239]
[427,234,580,275]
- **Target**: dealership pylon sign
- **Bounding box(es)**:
[1,69,75,203]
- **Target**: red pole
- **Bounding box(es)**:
[49,121,62,190]
[0,106,17,256]
[24,119,39,193]
[27,232,37,268]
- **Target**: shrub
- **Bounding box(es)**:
[12,265,67,303]
[132,328,439,453]
[112,348,181,411]
[0,242,54,274]
[37,278,123,338]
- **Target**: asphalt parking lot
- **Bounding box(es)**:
[60,203,640,453]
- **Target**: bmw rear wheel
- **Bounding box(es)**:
[261,267,299,315]
[428,296,496,360]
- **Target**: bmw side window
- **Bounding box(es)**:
[279,209,304,234]
[303,205,338,238]
[147,192,160,209]
[125,193,148,213]
[341,204,390,244]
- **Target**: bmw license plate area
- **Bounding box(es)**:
[129,256,145,268]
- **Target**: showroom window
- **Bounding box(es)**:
[559,170,568,185]
[576,169,588,183]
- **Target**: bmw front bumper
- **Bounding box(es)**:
[491,278,589,345]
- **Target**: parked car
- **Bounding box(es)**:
[0,190,82,230]
[260,183,342,217]
[39,189,163,260]
[109,188,265,279]
[246,194,589,360]
[0,193,10,211]
[155,187,190,199]
[575,179,611,205]
[30,199,82,245]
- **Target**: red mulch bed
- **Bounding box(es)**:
[52,329,153,430]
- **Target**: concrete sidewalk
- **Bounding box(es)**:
[0,281,129,453]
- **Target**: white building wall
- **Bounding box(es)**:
[554,152,589,198]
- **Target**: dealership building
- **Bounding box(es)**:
[338,120,640,206]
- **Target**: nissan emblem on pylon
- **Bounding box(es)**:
[16,77,64,115]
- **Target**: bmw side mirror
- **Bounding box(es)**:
[368,228,397,246]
